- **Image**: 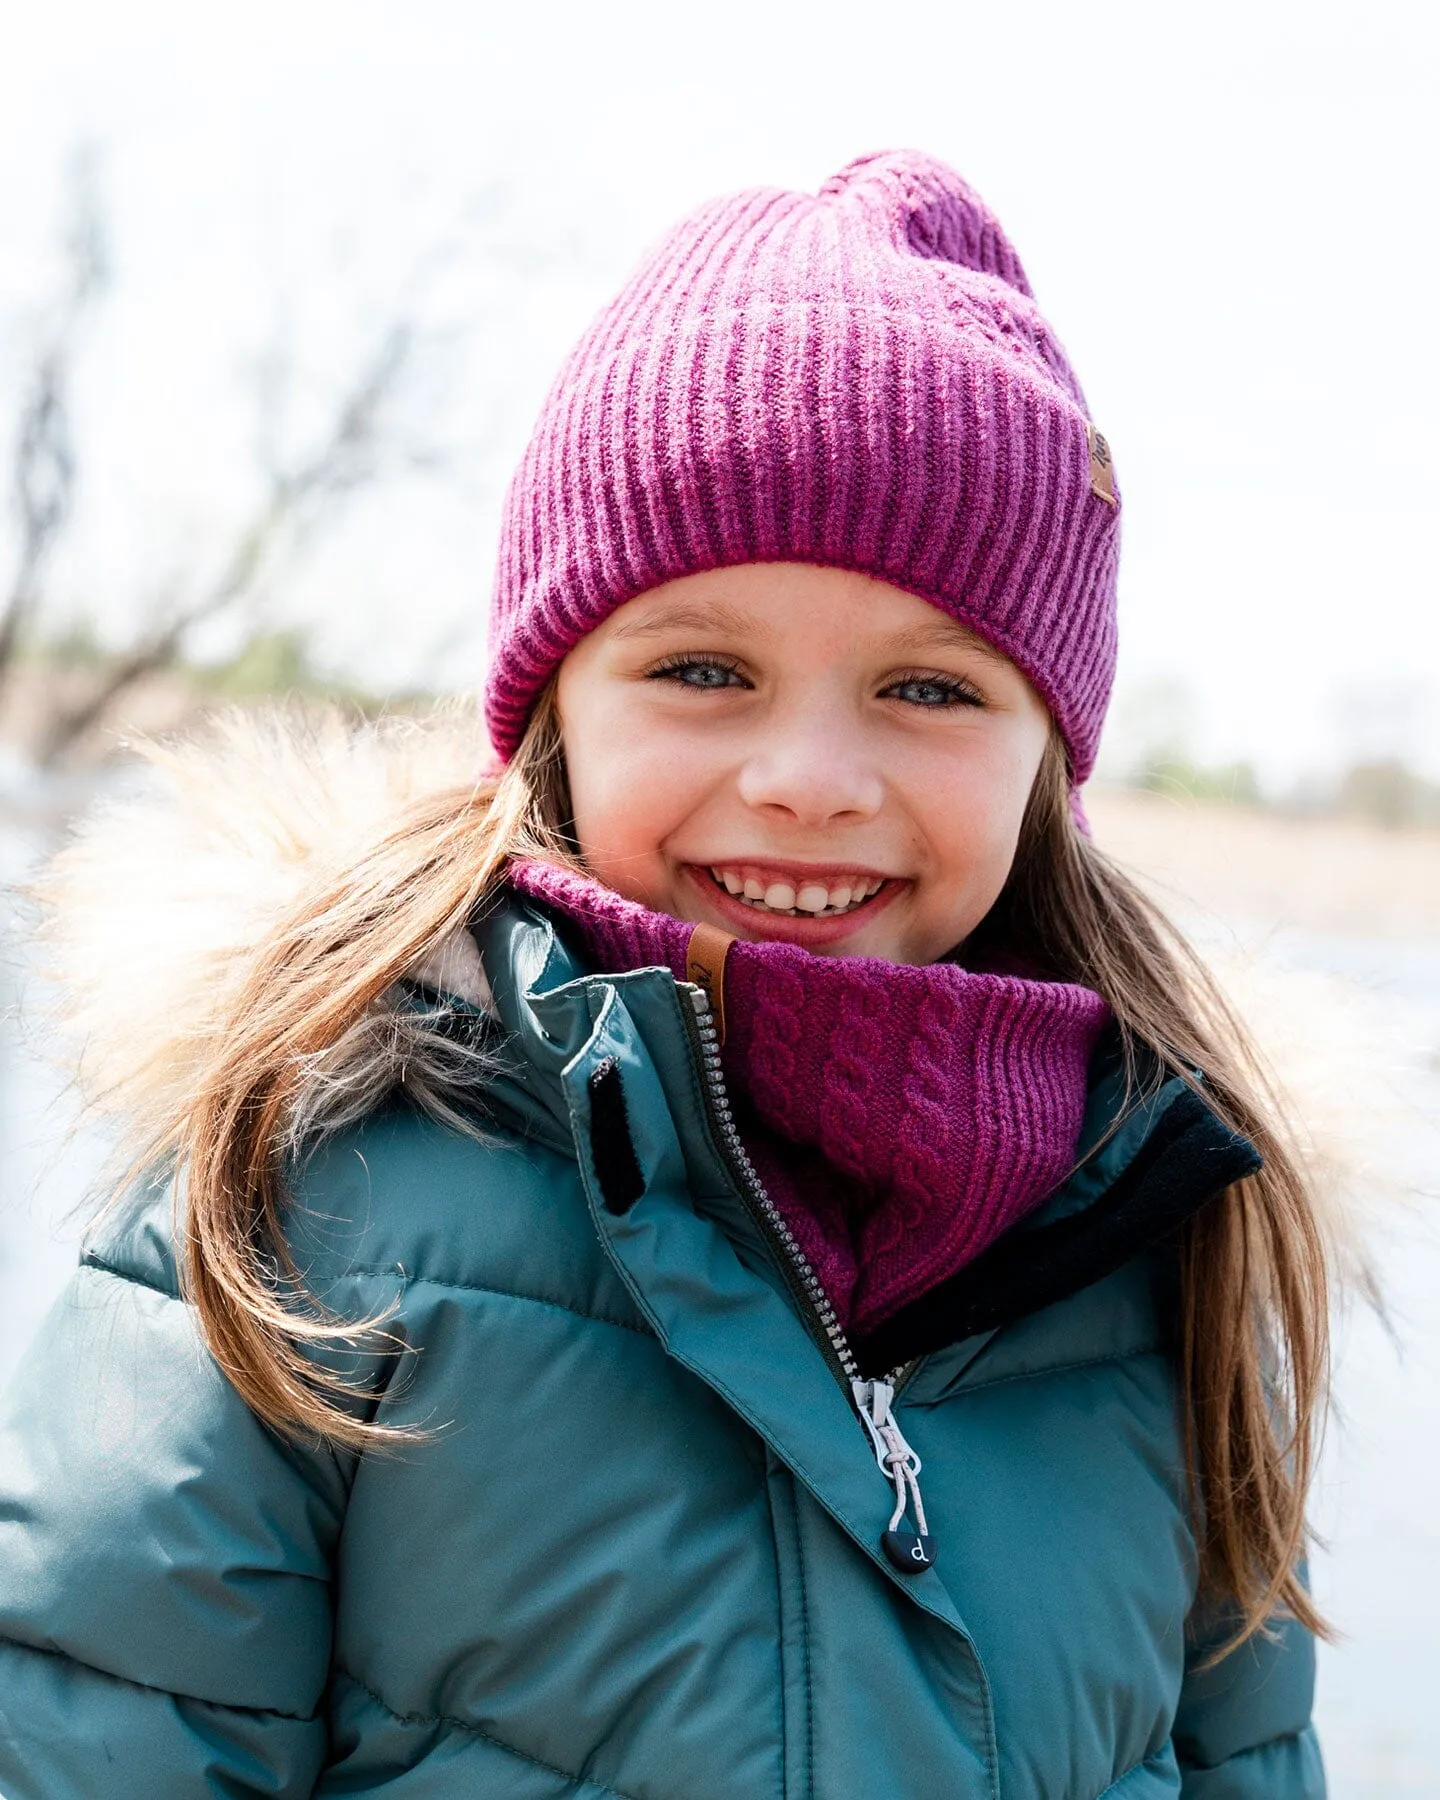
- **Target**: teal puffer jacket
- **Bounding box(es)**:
[0,894,1323,1799]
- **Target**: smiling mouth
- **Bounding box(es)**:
[704,866,891,919]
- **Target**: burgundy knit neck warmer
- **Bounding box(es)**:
[509,861,1110,1341]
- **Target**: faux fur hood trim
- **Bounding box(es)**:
[37,705,496,1160]
[35,704,1410,1279]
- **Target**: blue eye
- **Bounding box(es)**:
[884,676,982,708]
[647,656,748,690]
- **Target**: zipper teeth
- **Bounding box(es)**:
[686,986,907,1391]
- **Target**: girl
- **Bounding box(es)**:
[0,150,1328,1798]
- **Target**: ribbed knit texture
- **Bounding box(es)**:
[486,148,1121,783]
[511,860,1111,1337]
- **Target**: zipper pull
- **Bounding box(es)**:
[851,1378,935,1575]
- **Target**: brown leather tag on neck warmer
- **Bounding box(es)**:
[685,923,735,1044]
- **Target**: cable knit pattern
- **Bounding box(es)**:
[510,861,1110,1337]
[485,148,1122,786]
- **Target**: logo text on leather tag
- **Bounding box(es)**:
[1086,421,1117,506]
[685,923,734,1044]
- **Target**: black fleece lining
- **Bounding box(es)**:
[588,1058,646,1213]
[854,1089,1261,1373]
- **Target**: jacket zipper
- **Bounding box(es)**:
[683,983,934,1572]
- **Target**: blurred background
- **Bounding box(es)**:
[0,2,1435,1791]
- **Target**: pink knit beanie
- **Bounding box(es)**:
[485,148,1121,782]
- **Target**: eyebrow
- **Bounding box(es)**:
[881,616,1014,667]
[606,598,771,642]
[605,591,1011,667]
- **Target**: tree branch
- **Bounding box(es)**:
[0,153,107,693]
[36,323,416,765]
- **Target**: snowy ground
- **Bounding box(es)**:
[0,796,1437,1795]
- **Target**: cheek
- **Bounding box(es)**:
[915,734,1042,907]
[566,745,658,862]
[932,793,1020,890]
[561,707,710,890]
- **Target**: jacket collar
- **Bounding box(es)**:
[472,891,1260,1362]
[854,1038,1260,1369]
[507,857,1113,1341]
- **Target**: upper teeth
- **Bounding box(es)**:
[709,869,885,916]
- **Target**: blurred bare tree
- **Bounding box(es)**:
[1,154,433,772]
[33,320,417,766]
[0,152,108,707]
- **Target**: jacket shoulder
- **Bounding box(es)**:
[85,1098,649,1342]
[284,1100,650,1339]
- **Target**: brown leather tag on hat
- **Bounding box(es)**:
[1086,421,1117,506]
[685,923,735,1044]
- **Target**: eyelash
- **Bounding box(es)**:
[880,671,985,709]
[645,653,748,690]
[643,655,985,709]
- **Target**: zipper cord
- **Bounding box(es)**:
[854,1378,930,1537]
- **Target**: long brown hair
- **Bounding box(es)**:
[97,695,1329,1649]
[975,736,1330,1650]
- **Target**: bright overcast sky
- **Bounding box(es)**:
[1,0,1436,783]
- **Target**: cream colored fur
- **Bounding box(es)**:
[1196,944,1411,1296]
[36,703,1408,1283]
[37,704,495,1159]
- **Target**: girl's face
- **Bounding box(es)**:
[555,564,1052,965]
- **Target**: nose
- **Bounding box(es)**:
[735,708,884,827]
